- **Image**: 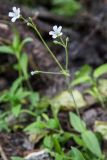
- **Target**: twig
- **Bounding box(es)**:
[0,145,8,160]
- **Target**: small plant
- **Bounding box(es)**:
[24,112,104,159]
[0,77,40,131]
[71,64,107,108]
[0,28,33,89]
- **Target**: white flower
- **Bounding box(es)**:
[49,25,63,39]
[31,71,35,75]
[31,70,39,75]
[8,7,20,22]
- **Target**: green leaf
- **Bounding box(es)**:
[71,75,91,87]
[20,53,29,79]
[15,89,30,100]
[55,153,64,160]
[53,134,62,154]
[19,37,33,51]
[72,134,84,146]
[0,46,13,54]
[70,147,85,160]
[69,112,86,133]
[75,65,92,78]
[82,131,102,158]
[0,114,9,132]
[43,135,53,149]
[29,92,40,107]
[24,121,46,133]
[47,118,59,129]
[10,77,23,95]
[12,30,20,50]
[71,65,92,86]
[11,156,24,160]
[11,105,21,117]
[0,92,9,102]
[93,63,107,79]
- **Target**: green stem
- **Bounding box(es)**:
[67,77,81,119]
[21,109,36,117]
[31,70,69,76]
[60,37,69,70]
[65,45,69,70]
[29,21,65,73]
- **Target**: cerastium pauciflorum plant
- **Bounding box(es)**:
[8,7,106,160]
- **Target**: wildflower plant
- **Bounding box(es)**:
[8,7,106,160]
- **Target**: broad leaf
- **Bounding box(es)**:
[93,63,107,79]
[70,147,85,160]
[69,112,86,133]
[43,135,53,149]
[82,131,102,158]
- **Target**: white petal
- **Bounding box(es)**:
[52,34,57,39]
[8,12,14,17]
[58,26,62,32]
[11,17,16,22]
[59,32,63,36]
[53,25,58,31]
[13,6,17,12]
[17,8,20,14]
[49,31,54,35]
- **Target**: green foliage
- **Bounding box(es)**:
[93,63,107,79]
[0,78,29,116]
[82,131,102,158]
[0,30,33,81]
[69,112,86,133]
[11,156,24,160]
[71,64,107,107]
[69,112,103,159]
[71,65,92,86]
[69,147,85,160]
[52,0,81,16]
[0,112,10,132]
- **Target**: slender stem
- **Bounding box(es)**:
[66,76,81,118]
[26,79,33,91]
[21,109,36,117]
[29,21,65,73]
[65,45,69,70]
[31,70,69,76]
[60,37,69,70]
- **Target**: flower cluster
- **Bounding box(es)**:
[8,7,63,39]
[8,7,64,76]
